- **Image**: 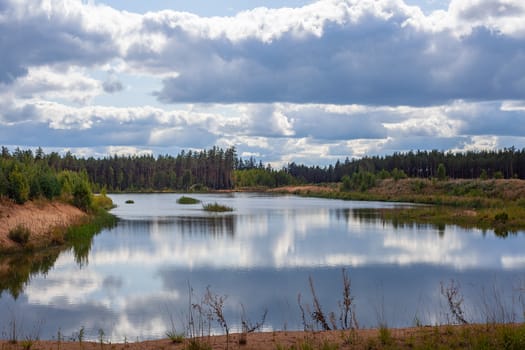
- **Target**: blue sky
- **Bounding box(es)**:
[1,0,525,165]
[100,0,449,16]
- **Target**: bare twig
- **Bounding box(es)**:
[441,279,468,325]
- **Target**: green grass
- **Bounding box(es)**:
[186,339,212,350]
[7,225,31,245]
[165,330,184,344]
[177,196,201,204]
[202,202,234,212]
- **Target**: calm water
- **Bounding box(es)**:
[1,193,524,341]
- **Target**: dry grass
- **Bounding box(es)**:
[0,198,86,251]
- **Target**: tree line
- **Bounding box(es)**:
[0,147,92,209]
[1,146,237,194]
[2,146,525,199]
[287,148,525,184]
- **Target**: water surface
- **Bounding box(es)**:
[1,193,524,341]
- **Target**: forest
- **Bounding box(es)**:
[1,146,525,201]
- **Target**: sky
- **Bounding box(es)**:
[1,0,525,166]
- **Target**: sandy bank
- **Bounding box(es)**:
[1,324,524,350]
[0,199,86,251]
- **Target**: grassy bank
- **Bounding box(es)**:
[272,179,525,233]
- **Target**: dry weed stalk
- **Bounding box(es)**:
[298,269,358,332]
[203,287,229,349]
[441,279,468,325]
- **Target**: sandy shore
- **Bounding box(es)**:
[1,324,522,350]
[0,199,86,251]
[0,328,428,350]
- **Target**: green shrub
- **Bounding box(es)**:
[93,194,114,210]
[177,196,200,204]
[39,172,61,199]
[494,212,509,223]
[377,169,391,180]
[411,180,426,193]
[8,169,30,204]
[392,168,407,181]
[480,169,488,180]
[72,179,92,211]
[341,172,376,192]
[341,175,352,192]
[437,163,447,181]
[8,225,31,245]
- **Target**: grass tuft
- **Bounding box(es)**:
[165,330,184,344]
[202,202,234,212]
[8,225,31,245]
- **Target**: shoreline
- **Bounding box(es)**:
[3,179,525,252]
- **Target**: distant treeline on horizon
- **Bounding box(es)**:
[1,146,525,193]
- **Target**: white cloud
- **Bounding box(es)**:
[1,0,525,163]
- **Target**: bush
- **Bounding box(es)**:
[341,175,352,192]
[341,172,376,192]
[392,168,407,181]
[39,172,61,199]
[8,225,31,245]
[494,212,509,223]
[72,179,92,211]
[437,163,447,181]
[8,169,30,204]
[93,194,114,210]
[177,196,200,204]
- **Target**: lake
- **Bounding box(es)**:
[1,193,524,341]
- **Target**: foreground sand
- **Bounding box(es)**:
[0,329,422,350]
[2,324,524,350]
[0,199,86,250]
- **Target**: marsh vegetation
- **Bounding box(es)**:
[202,202,234,212]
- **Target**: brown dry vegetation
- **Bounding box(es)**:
[272,178,525,202]
[0,198,86,251]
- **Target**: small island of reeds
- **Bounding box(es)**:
[125,199,135,204]
[202,202,234,212]
[177,196,201,204]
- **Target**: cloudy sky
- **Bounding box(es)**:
[1,0,524,166]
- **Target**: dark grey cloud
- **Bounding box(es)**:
[288,107,388,140]
[458,110,525,137]
[152,13,525,106]
[2,0,525,107]
[0,1,118,83]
